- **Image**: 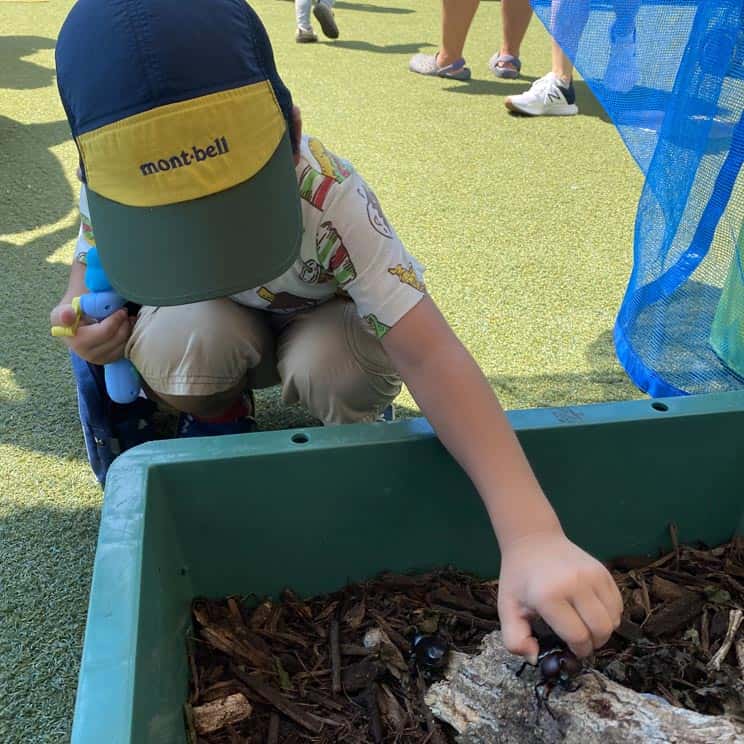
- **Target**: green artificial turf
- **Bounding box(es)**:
[0,1,641,740]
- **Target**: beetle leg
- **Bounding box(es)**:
[534,685,558,721]
[516,661,530,678]
[590,669,624,704]
[533,680,559,721]
[541,697,558,721]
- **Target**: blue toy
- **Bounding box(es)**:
[52,247,140,404]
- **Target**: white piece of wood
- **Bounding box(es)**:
[425,631,744,743]
[709,609,743,671]
[192,692,253,735]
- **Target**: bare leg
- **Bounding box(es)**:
[551,39,574,85]
[437,0,480,67]
[495,0,533,73]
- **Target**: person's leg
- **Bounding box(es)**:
[550,0,589,62]
[296,0,312,29]
[276,299,401,424]
[551,38,574,85]
[314,0,339,40]
[409,0,478,79]
[491,0,533,77]
[504,0,582,116]
[127,300,279,418]
[605,0,641,92]
[504,39,577,115]
[295,0,317,42]
[611,0,640,39]
[438,0,480,67]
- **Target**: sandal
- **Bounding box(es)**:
[489,53,521,79]
[409,53,472,81]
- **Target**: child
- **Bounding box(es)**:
[51,0,621,664]
[296,0,339,43]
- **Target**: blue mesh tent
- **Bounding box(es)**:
[531,0,744,396]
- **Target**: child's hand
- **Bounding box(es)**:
[50,302,134,365]
[497,530,622,663]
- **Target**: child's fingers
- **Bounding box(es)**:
[73,310,130,358]
[540,600,594,658]
[91,322,132,361]
[597,576,623,627]
[499,595,539,664]
[571,591,616,651]
[50,304,78,328]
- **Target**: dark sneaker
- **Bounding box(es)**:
[313,2,339,39]
[177,393,258,438]
[377,404,396,422]
[177,413,258,438]
[296,27,318,43]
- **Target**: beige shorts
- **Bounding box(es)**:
[125,297,401,425]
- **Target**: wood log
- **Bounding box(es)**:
[191,692,252,735]
[425,631,744,743]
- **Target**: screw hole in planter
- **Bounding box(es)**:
[291,433,310,444]
[651,401,669,412]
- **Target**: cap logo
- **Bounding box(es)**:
[140,138,230,176]
[77,81,284,207]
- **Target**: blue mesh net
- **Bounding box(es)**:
[531,0,744,396]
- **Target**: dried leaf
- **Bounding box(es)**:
[704,587,733,604]
[644,594,704,637]
[344,599,366,630]
[249,601,273,629]
[275,658,292,691]
[378,683,407,732]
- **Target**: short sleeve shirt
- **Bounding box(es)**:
[75,134,426,338]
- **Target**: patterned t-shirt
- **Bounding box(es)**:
[74,135,426,338]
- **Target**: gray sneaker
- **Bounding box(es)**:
[313,2,339,39]
[296,27,318,43]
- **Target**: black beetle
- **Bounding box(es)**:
[410,633,450,677]
[517,637,583,719]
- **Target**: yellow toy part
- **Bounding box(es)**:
[50,296,82,337]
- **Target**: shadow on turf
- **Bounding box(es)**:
[444,78,612,123]
[328,40,432,55]
[334,1,415,13]
[0,115,75,235]
[0,224,84,461]
[442,77,539,95]
[0,36,56,91]
[391,329,638,419]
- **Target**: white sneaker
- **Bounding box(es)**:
[505,72,578,116]
[605,30,638,93]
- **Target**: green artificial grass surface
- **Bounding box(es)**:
[0,1,641,740]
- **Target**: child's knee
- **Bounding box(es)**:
[127,300,273,399]
[278,307,401,423]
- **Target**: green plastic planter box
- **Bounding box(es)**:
[71,392,744,743]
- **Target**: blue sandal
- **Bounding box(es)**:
[489,53,522,79]
[409,53,472,81]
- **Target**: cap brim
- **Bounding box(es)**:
[86,131,302,306]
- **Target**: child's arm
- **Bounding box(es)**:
[50,260,133,365]
[382,294,622,663]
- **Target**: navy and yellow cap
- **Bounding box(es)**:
[55,0,302,306]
